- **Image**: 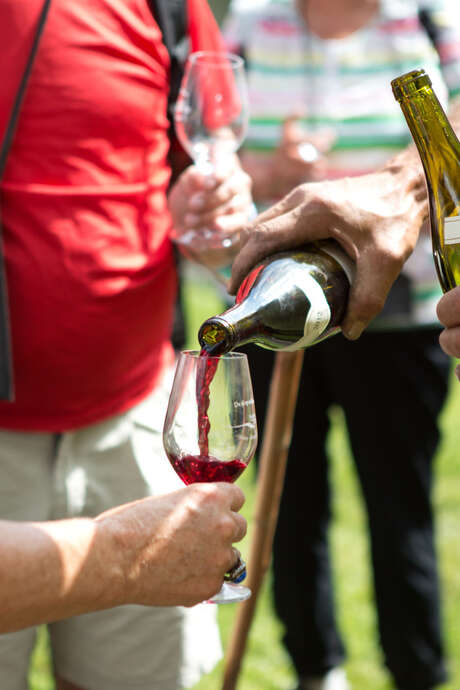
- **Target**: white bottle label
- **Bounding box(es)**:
[444,216,460,245]
[281,267,331,351]
[280,242,354,352]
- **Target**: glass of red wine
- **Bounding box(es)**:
[163,350,258,603]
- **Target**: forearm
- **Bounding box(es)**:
[0,518,124,633]
[0,485,247,632]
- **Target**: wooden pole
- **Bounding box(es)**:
[222,349,304,690]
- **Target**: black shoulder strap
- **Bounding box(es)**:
[146,0,188,123]
[147,0,186,57]
[0,0,52,401]
[418,8,440,51]
[1,0,52,177]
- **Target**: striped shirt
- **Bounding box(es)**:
[224,0,460,328]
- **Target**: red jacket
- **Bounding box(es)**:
[0,0,222,430]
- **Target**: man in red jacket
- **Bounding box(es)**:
[0,1,252,688]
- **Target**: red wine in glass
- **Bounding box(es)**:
[169,453,247,485]
[163,349,258,604]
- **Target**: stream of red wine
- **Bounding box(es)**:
[170,348,246,485]
[196,348,219,457]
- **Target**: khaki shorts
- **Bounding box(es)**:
[0,370,221,690]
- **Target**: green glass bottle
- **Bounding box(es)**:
[391,69,460,292]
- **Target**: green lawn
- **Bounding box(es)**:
[29,270,460,690]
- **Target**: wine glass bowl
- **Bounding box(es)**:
[174,52,248,172]
[163,350,257,603]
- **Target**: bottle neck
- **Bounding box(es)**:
[396,85,460,185]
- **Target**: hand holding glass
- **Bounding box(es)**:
[173,51,249,270]
[163,351,257,603]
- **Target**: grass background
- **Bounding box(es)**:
[29,268,460,689]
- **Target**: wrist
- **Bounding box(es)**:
[93,515,134,608]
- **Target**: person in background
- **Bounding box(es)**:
[223,1,460,688]
[0,482,246,634]
[0,1,252,689]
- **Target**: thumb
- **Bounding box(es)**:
[309,128,337,155]
[281,115,305,144]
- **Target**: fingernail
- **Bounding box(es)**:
[344,321,365,340]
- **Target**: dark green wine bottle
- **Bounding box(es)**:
[392,69,460,292]
[198,240,354,355]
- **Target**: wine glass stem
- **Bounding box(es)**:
[195,152,233,178]
[195,155,215,177]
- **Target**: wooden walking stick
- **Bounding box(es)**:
[222,348,305,690]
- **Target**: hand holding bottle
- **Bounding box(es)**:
[199,240,354,355]
[228,152,428,341]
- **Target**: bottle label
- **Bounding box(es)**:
[281,268,331,351]
[444,216,460,245]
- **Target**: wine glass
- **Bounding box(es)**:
[163,350,258,603]
[173,51,249,273]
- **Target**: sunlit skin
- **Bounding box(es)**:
[0,483,246,635]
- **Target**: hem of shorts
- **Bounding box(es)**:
[55,657,221,690]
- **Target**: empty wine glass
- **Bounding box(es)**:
[173,51,249,271]
[163,350,258,603]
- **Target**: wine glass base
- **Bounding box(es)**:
[207,582,252,604]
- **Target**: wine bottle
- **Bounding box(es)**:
[198,240,355,355]
[391,69,460,292]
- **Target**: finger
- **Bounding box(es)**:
[188,178,250,216]
[182,210,243,235]
[309,128,337,154]
[224,548,247,582]
[184,191,253,228]
[252,186,303,224]
[224,547,240,575]
[439,326,460,358]
[436,286,460,327]
[214,211,250,233]
[282,114,307,144]
[231,512,247,542]
[229,204,325,293]
[341,247,398,339]
[217,482,245,512]
[180,166,212,193]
